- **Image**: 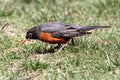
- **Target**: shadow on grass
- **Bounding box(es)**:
[36,44,61,54]
[35,39,75,54]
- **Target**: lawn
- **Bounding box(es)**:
[0,0,120,80]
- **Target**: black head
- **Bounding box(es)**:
[26,26,40,39]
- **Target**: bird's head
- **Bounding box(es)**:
[26,26,40,39]
[18,26,40,51]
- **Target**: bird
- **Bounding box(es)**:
[18,21,110,53]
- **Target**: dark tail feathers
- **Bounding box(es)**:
[79,26,110,31]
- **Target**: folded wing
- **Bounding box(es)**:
[40,22,110,38]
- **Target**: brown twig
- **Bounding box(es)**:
[1,23,9,30]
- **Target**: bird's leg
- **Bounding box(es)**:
[47,44,61,50]
[43,44,60,53]
[56,43,68,53]
[44,44,66,53]
[54,44,61,49]
[71,38,75,46]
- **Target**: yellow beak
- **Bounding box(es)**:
[18,38,30,51]
[21,38,29,45]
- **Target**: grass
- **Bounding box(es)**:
[0,0,120,80]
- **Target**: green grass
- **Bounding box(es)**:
[0,0,120,80]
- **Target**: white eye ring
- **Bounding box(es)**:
[28,33,32,37]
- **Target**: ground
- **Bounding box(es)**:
[0,0,120,80]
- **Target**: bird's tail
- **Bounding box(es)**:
[79,26,110,31]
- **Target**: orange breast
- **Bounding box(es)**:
[39,32,69,44]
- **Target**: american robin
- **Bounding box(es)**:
[18,21,110,53]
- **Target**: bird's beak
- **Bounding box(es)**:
[18,38,30,51]
[21,38,30,45]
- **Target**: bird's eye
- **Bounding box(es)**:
[28,33,32,37]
